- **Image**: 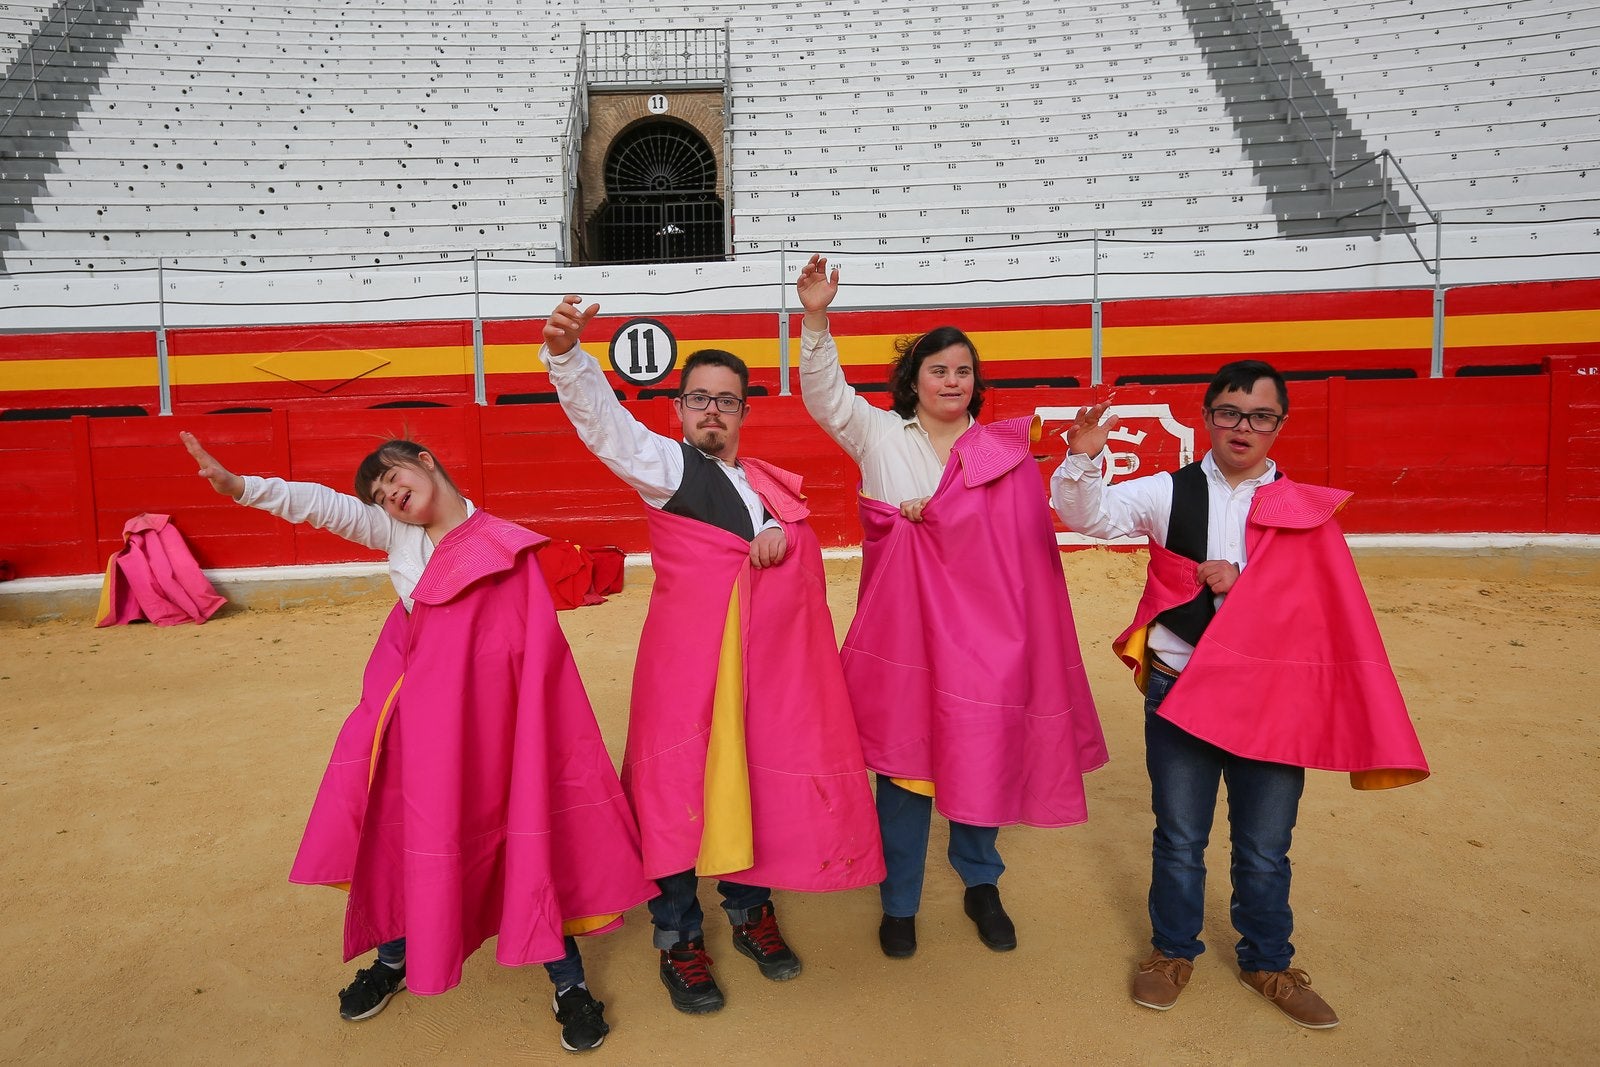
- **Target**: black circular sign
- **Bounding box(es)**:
[607,317,678,386]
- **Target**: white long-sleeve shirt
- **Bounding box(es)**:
[798,323,971,503]
[236,475,473,612]
[538,342,775,535]
[1050,449,1277,671]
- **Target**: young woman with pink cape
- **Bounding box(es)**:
[179,432,654,1053]
[795,257,1109,961]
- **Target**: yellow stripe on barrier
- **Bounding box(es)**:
[0,357,158,391]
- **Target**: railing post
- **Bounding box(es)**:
[472,250,486,405]
[1379,152,1390,232]
[1431,215,1445,378]
[156,259,172,415]
[777,248,791,396]
[1091,230,1103,387]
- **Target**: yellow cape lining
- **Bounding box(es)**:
[696,584,755,876]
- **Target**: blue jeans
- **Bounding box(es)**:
[876,775,1004,918]
[648,870,771,950]
[1144,668,1305,972]
[375,935,586,991]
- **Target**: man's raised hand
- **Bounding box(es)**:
[544,295,600,356]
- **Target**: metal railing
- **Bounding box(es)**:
[0,218,1495,416]
[0,0,100,139]
[1226,1,1440,253]
[585,26,728,88]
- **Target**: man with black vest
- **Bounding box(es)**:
[538,297,884,1018]
[1050,361,1344,1030]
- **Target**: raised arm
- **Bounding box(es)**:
[539,295,684,507]
[794,255,899,463]
[1048,403,1171,542]
[180,431,393,551]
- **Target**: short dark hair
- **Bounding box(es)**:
[888,326,986,419]
[1204,360,1289,415]
[680,349,749,397]
[353,439,457,504]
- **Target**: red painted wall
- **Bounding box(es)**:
[4,359,1595,580]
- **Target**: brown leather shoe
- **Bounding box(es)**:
[1131,951,1194,1010]
[1239,967,1340,1029]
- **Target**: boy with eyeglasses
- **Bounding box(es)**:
[1051,360,1428,1030]
[538,296,884,1017]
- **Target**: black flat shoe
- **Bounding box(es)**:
[878,913,917,958]
[963,884,1017,951]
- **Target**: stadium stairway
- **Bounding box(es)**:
[0,0,143,268]
[1179,0,1411,237]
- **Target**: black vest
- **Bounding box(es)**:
[664,442,760,540]
[1153,462,1217,646]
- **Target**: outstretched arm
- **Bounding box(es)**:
[540,295,684,507]
[179,431,393,550]
[1049,403,1170,542]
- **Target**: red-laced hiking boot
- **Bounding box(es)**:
[1131,951,1194,1011]
[731,901,803,980]
[659,939,725,1014]
[1239,967,1340,1029]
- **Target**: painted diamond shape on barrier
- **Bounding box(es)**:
[254,342,390,395]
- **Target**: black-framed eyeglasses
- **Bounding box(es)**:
[1206,406,1284,433]
[679,392,745,414]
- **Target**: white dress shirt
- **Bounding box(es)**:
[1050,449,1278,670]
[236,475,474,613]
[798,323,971,503]
[539,343,775,535]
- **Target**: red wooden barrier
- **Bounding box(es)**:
[2,369,1594,581]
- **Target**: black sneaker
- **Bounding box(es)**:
[659,939,725,1014]
[731,901,802,980]
[552,985,610,1052]
[338,960,406,1021]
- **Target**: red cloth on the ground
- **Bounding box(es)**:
[95,513,226,627]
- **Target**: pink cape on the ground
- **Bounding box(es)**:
[95,513,226,626]
[289,510,655,996]
[1116,477,1430,790]
[622,457,885,891]
[840,417,1109,828]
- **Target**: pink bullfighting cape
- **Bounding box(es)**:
[622,458,885,891]
[841,416,1109,828]
[96,513,226,626]
[289,510,655,996]
[1113,476,1429,790]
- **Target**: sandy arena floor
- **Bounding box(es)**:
[1,549,1596,1065]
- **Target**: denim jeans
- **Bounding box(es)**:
[1144,668,1305,972]
[375,935,586,990]
[647,870,771,950]
[876,775,1004,918]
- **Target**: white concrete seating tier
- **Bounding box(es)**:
[9,143,564,178]
[7,217,562,256]
[6,0,1598,264]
